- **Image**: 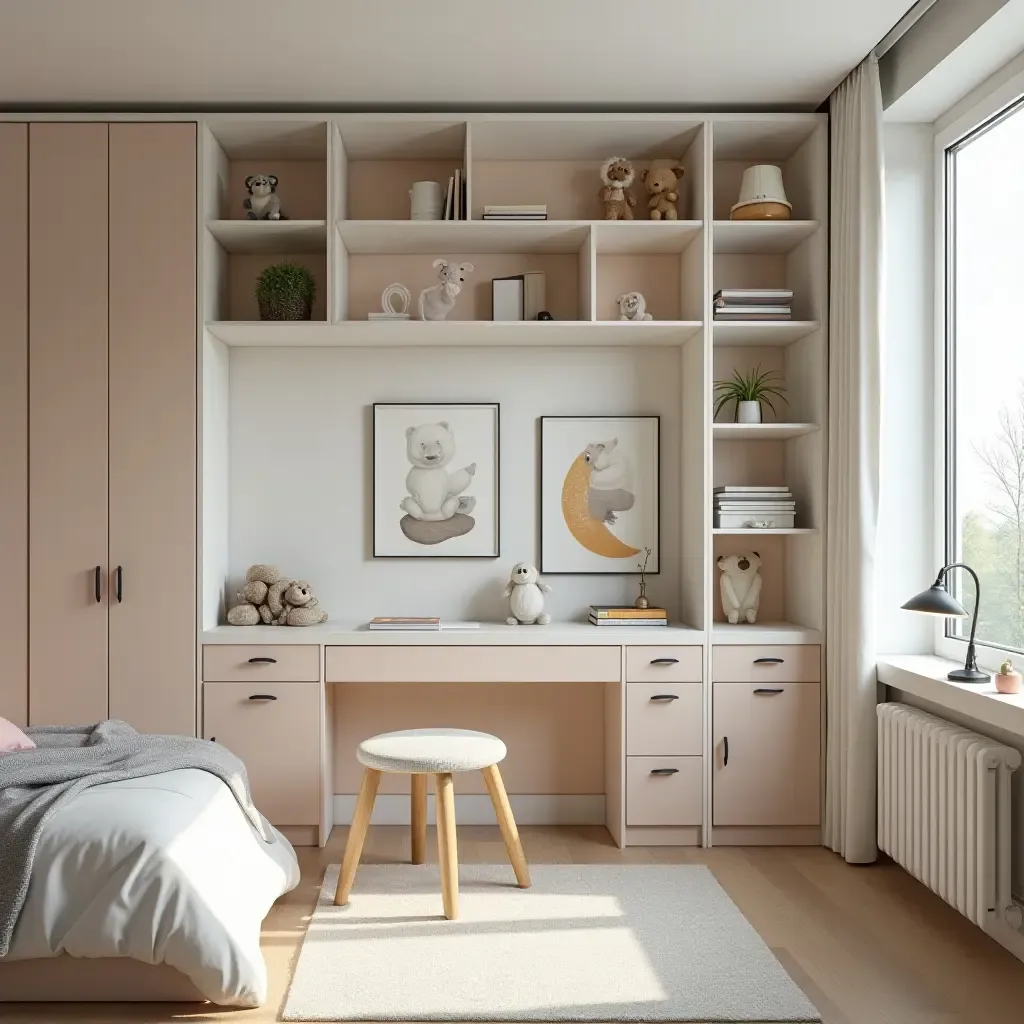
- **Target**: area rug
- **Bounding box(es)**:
[283,864,820,1022]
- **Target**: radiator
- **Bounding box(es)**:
[877,702,1022,934]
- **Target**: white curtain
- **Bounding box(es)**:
[825,55,884,864]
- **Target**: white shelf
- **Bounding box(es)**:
[712,528,818,536]
[712,621,822,645]
[712,321,820,346]
[205,319,703,347]
[712,220,819,254]
[206,219,327,254]
[594,220,702,254]
[712,422,819,440]
[337,220,590,255]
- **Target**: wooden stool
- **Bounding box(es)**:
[333,727,531,919]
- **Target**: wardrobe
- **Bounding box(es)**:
[0,122,198,735]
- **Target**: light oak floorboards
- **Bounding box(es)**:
[5,826,1024,1023]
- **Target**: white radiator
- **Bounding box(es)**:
[877,702,1022,937]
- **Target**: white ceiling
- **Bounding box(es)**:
[0,0,913,109]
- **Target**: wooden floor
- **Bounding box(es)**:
[6,825,1024,1023]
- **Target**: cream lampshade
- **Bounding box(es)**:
[730,165,792,220]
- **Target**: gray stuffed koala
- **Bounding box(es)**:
[243,173,282,220]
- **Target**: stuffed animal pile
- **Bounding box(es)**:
[227,564,328,626]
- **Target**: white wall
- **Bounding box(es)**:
[876,123,936,654]
[227,346,684,623]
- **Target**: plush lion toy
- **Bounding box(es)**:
[598,156,637,220]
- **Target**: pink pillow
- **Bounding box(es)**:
[0,716,35,752]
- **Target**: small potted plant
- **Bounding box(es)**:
[995,658,1022,694]
[713,365,787,424]
[255,262,316,321]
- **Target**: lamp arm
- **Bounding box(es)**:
[936,562,981,670]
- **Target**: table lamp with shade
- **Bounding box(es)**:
[901,562,989,683]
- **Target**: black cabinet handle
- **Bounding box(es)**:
[115,565,123,603]
[248,657,277,664]
[649,767,679,776]
[753,687,784,695]
[723,736,729,766]
[649,693,680,702]
[753,657,784,664]
[650,657,679,665]
[94,566,102,603]
[248,694,278,701]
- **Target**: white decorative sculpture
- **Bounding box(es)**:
[418,259,474,321]
[504,562,551,625]
[717,551,762,624]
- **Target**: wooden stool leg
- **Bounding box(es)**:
[334,767,381,906]
[411,773,428,864]
[483,763,531,888]
[434,773,459,919]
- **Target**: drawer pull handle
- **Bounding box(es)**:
[649,767,679,776]
[723,736,729,766]
[650,694,680,701]
[753,687,784,695]
[248,657,278,664]
[650,657,679,665]
[753,657,784,665]
[94,566,102,603]
[248,694,278,701]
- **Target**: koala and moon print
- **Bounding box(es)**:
[541,416,659,574]
[373,404,500,558]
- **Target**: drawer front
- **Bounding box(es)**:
[712,645,820,683]
[203,681,321,825]
[203,645,320,682]
[626,683,702,755]
[626,756,702,826]
[326,645,620,683]
[625,646,702,683]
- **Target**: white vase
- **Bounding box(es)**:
[737,401,762,424]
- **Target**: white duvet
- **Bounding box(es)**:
[5,768,300,1007]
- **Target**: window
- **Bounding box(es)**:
[944,96,1024,655]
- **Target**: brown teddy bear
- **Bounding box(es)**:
[598,157,637,220]
[280,581,328,626]
[640,162,685,220]
[225,565,328,626]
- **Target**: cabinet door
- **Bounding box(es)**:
[0,125,28,726]
[29,124,109,726]
[107,123,198,735]
[713,682,820,827]
[203,682,322,826]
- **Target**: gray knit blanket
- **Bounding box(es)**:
[0,719,273,957]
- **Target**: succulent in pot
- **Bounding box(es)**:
[713,365,788,424]
[255,262,316,321]
[995,658,1022,694]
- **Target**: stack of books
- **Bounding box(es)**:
[368,616,440,631]
[714,486,795,529]
[713,289,793,321]
[482,204,548,221]
[442,171,468,220]
[589,606,668,627]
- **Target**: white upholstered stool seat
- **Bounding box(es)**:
[356,728,507,774]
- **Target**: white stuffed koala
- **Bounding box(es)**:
[401,421,477,521]
[504,562,551,625]
[717,551,762,624]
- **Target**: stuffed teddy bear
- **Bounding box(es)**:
[598,157,637,220]
[505,562,551,625]
[640,162,685,220]
[280,581,329,626]
[243,173,282,220]
[618,291,652,321]
[226,564,328,626]
[227,564,285,625]
[716,551,762,624]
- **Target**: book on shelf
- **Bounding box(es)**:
[492,275,525,321]
[714,311,792,321]
[524,271,546,320]
[714,304,792,315]
[715,503,795,512]
[714,485,792,493]
[715,513,796,529]
[482,214,548,220]
[484,205,548,214]
[368,616,440,631]
[443,176,455,221]
[588,615,668,627]
[590,605,667,619]
[714,288,793,304]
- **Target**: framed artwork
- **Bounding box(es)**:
[540,416,660,574]
[373,403,500,558]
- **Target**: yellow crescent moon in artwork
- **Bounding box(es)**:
[561,454,641,559]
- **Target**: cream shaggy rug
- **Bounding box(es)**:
[283,864,820,1022]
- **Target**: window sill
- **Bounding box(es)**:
[877,655,1024,738]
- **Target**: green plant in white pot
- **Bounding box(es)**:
[255,262,316,321]
[713,365,787,424]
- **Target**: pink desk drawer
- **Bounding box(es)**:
[626,683,702,756]
[625,646,702,683]
[626,756,702,826]
[325,646,620,683]
[203,645,320,682]
[711,645,820,683]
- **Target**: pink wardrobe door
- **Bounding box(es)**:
[108,123,197,736]
[29,123,109,726]
[0,125,28,726]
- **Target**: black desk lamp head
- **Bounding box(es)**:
[902,563,989,683]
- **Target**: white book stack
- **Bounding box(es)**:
[482,204,548,221]
[714,485,796,529]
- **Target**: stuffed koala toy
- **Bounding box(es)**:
[618,291,652,321]
[505,562,551,625]
[243,173,282,220]
[640,162,685,220]
[598,156,637,220]
[716,551,762,624]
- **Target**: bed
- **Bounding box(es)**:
[0,765,300,1006]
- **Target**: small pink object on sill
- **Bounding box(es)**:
[995,659,1022,695]
[0,716,35,752]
